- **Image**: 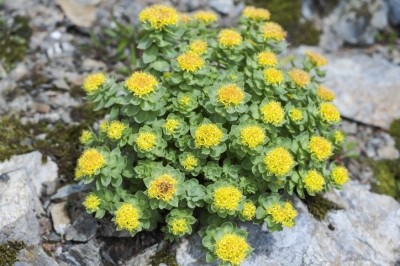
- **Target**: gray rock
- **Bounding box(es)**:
[209,0,234,15]
[176,182,400,265]
[50,202,71,235]
[57,239,102,266]
[15,245,59,266]
[65,212,98,242]
[51,183,88,201]
[125,244,158,266]
[56,0,97,28]
[387,0,400,25]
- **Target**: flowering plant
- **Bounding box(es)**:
[77,5,349,265]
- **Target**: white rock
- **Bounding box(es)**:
[50,202,71,235]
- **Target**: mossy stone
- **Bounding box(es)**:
[149,250,178,266]
[0,241,27,266]
[303,194,343,220]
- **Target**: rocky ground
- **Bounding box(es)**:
[1,0,400,265]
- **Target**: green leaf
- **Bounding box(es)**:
[143,44,158,64]
[152,60,170,72]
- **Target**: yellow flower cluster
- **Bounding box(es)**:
[306,51,327,67]
[189,40,207,54]
[163,118,180,134]
[289,69,310,88]
[124,72,158,97]
[334,130,345,143]
[136,132,157,151]
[241,202,256,221]
[177,51,205,72]
[107,121,126,140]
[83,73,106,93]
[215,233,250,265]
[309,136,332,161]
[79,130,92,144]
[258,51,277,67]
[77,148,106,176]
[260,101,284,125]
[331,166,349,186]
[217,84,245,108]
[267,202,297,228]
[139,5,179,29]
[213,186,242,212]
[240,125,265,149]
[264,68,284,85]
[320,102,341,124]
[193,11,218,24]
[148,174,177,202]
[242,6,270,21]
[263,22,286,41]
[304,170,325,193]
[169,218,188,235]
[264,147,294,176]
[218,29,243,47]
[194,124,223,148]
[317,86,335,101]
[114,203,140,232]
[289,108,303,122]
[83,194,101,212]
[181,153,198,170]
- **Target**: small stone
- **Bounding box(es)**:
[51,183,88,201]
[209,0,234,15]
[50,202,71,235]
[65,212,98,242]
[125,244,158,266]
[56,0,97,28]
[82,58,107,71]
[33,102,51,113]
[377,145,400,160]
[58,239,102,265]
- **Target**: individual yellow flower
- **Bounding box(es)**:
[193,10,218,24]
[266,202,297,228]
[194,124,223,148]
[163,118,180,134]
[213,186,242,212]
[240,125,265,149]
[99,120,108,133]
[264,147,294,176]
[263,68,284,85]
[241,201,256,221]
[77,148,106,176]
[242,6,270,21]
[320,102,341,124]
[317,86,335,101]
[83,194,101,212]
[189,40,207,54]
[181,153,198,170]
[306,51,327,67]
[124,71,158,97]
[257,51,277,67]
[147,174,177,202]
[331,166,349,186]
[260,101,284,126]
[289,69,310,88]
[114,203,140,232]
[218,29,243,47]
[262,22,286,41]
[169,218,188,235]
[217,84,245,108]
[83,73,106,93]
[79,130,92,144]
[177,52,205,72]
[309,136,332,161]
[334,130,345,143]
[139,5,179,29]
[106,121,126,140]
[215,233,250,265]
[289,108,303,122]
[304,170,325,193]
[135,132,157,151]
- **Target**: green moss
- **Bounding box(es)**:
[0,16,32,71]
[303,194,343,220]
[371,159,400,200]
[149,250,178,266]
[389,119,400,151]
[0,241,27,266]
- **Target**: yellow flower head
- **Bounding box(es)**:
[309,136,332,161]
[289,69,310,88]
[289,108,303,122]
[263,22,286,41]
[83,194,101,212]
[215,233,250,265]
[169,218,188,235]
[264,147,294,176]
[241,201,256,221]
[317,86,335,101]
[179,13,192,23]
[306,51,327,67]
[189,40,207,54]
[181,153,198,170]
[177,52,205,72]
[267,202,297,228]
[179,95,191,107]
[240,125,265,149]
[83,73,106,93]
[334,130,345,143]
[136,132,157,151]
[79,130,92,144]
[218,29,243,48]
[139,5,179,29]
[194,124,223,148]
[213,186,242,212]
[163,118,180,134]
[217,84,245,108]
[242,6,270,21]
[99,120,109,133]
[263,68,284,85]
[124,71,158,97]
[77,148,106,176]
[304,170,325,193]
[257,51,277,67]
[147,174,177,202]
[320,102,341,124]
[193,11,218,24]
[106,121,127,140]
[331,166,349,186]
[260,101,285,125]
[114,203,140,232]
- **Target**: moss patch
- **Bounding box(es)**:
[0,241,27,266]
[303,194,343,220]
[371,159,400,200]
[389,119,400,150]
[149,250,178,266]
